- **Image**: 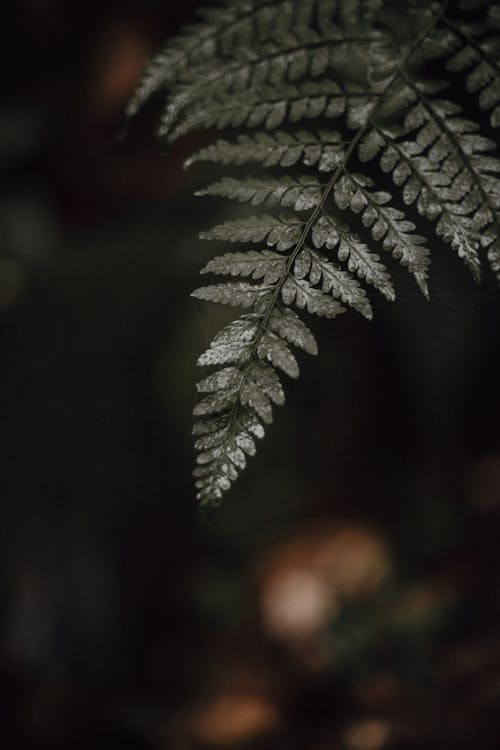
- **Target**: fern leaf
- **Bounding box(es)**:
[196,317,258,367]
[127,0,300,117]
[161,36,386,138]
[267,306,318,356]
[372,125,484,279]
[257,330,300,378]
[186,129,346,172]
[311,214,395,300]
[126,51,176,119]
[200,215,304,252]
[196,176,323,210]
[167,81,380,140]
[334,172,431,294]
[201,250,287,285]
[281,276,346,319]
[130,0,500,508]
[193,390,238,418]
[247,361,285,407]
[294,246,373,319]
[192,283,269,309]
[240,376,274,425]
[442,15,500,128]
[197,367,242,394]
[397,82,500,278]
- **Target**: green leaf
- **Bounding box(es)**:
[129,0,500,507]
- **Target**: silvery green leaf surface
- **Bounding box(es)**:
[237,409,266,440]
[376,128,485,280]
[312,215,395,300]
[294,246,373,319]
[194,429,229,452]
[201,250,287,285]
[129,0,314,117]
[457,34,500,112]
[197,367,242,394]
[240,374,274,423]
[268,306,318,355]
[192,282,270,308]
[196,341,251,368]
[196,318,258,367]
[186,130,345,171]
[129,0,500,506]
[200,215,304,251]
[257,330,300,378]
[248,361,285,406]
[358,129,386,162]
[158,31,385,139]
[196,176,322,210]
[193,391,237,418]
[334,173,431,295]
[167,78,379,140]
[282,277,346,319]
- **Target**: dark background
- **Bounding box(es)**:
[1,1,500,748]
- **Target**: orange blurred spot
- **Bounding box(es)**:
[88,24,152,117]
[343,718,392,750]
[261,568,337,641]
[189,692,279,746]
[258,523,390,643]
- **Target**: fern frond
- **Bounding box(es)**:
[196,176,323,210]
[186,130,346,172]
[281,275,347,319]
[130,0,500,507]
[167,81,381,141]
[311,214,396,300]
[195,317,259,366]
[201,250,287,285]
[398,82,500,278]
[267,306,318,355]
[423,13,500,128]
[369,125,484,279]
[160,33,392,138]
[200,215,304,252]
[294,245,373,318]
[127,0,294,117]
[192,281,275,310]
[333,172,431,294]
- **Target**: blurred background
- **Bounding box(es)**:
[1,1,500,748]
